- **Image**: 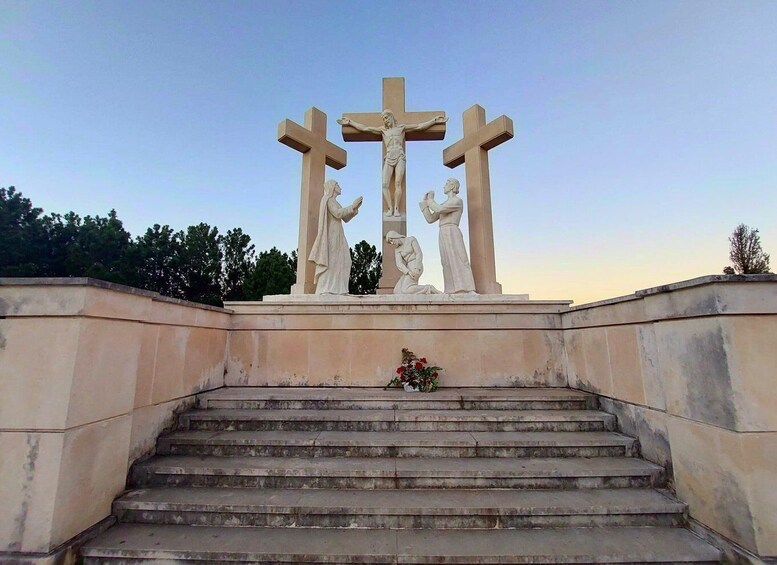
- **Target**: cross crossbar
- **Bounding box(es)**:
[278,119,347,169]
[443,114,514,169]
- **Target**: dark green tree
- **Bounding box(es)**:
[178,223,223,306]
[0,186,49,276]
[131,224,185,297]
[222,228,255,301]
[244,247,295,300]
[724,224,771,274]
[38,209,135,284]
[349,240,382,295]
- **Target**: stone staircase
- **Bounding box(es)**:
[82,387,721,563]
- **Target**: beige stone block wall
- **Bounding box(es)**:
[226,328,566,387]
[0,432,62,553]
[0,280,230,557]
[49,416,132,551]
[0,318,81,430]
[740,432,777,556]
[565,277,777,558]
[670,416,777,557]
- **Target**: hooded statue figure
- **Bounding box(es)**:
[308,180,363,295]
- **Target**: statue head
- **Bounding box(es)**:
[324,179,341,196]
[444,178,460,195]
[381,110,396,128]
[385,230,404,246]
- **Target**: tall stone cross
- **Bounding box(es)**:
[278,107,347,294]
[340,77,446,293]
[443,104,514,295]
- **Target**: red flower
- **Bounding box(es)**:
[432,372,438,377]
[420,358,427,363]
[415,362,423,370]
[396,367,403,374]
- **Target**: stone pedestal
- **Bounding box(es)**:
[225,296,567,389]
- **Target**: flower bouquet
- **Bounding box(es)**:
[385,348,442,393]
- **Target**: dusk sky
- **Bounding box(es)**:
[2,1,776,304]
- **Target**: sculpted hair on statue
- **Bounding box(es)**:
[381,110,396,126]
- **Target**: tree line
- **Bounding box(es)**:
[0,186,381,306]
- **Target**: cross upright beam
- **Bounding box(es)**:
[340,77,446,293]
[278,107,347,294]
[443,104,514,295]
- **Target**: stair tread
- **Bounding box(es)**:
[185,408,614,422]
[83,523,720,562]
[161,430,634,447]
[199,387,592,403]
[116,487,685,514]
[137,455,661,477]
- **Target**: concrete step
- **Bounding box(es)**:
[182,408,617,432]
[82,523,721,563]
[114,487,687,529]
[157,430,637,458]
[197,387,597,411]
[131,455,664,489]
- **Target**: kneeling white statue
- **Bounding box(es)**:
[385,231,441,295]
[309,180,363,295]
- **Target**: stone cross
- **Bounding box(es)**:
[278,107,347,294]
[443,104,514,295]
[340,77,446,293]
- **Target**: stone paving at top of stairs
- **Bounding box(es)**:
[197,386,596,410]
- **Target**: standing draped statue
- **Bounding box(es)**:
[385,231,441,295]
[338,110,447,217]
[309,180,363,295]
[419,178,476,294]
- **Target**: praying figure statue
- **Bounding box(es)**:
[338,110,447,217]
[385,231,441,295]
[419,178,476,294]
[309,180,363,295]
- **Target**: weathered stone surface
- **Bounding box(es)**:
[182,408,615,432]
[49,417,131,552]
[114,487,686,529]
[739,432,777,557]
[0,432,62,553]
[0,317,80,430]
[156,429,635,458]
[82,523,720,563]
[667,416,756,551]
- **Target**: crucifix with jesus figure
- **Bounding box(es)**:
[338,77,447,293]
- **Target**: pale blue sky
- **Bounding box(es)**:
[2,1,776,303]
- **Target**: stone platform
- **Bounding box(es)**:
[224,298,573,388]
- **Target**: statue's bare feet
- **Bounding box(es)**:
[384,207,394,217]
[392,209,401,217]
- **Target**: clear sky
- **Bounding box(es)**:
[2,0,776,304]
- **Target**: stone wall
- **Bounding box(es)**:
[562,275,777,559]
[225,299,570,388]
[2,275,775,562]
[0,279,230,559]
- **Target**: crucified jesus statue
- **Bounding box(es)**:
[338,110,447,217]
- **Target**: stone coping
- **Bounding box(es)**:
[249,293,542,304]
[0,277,233,314]
[225,301,573,316]
[570,274,777,312]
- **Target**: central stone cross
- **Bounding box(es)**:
[340,77,446,293]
